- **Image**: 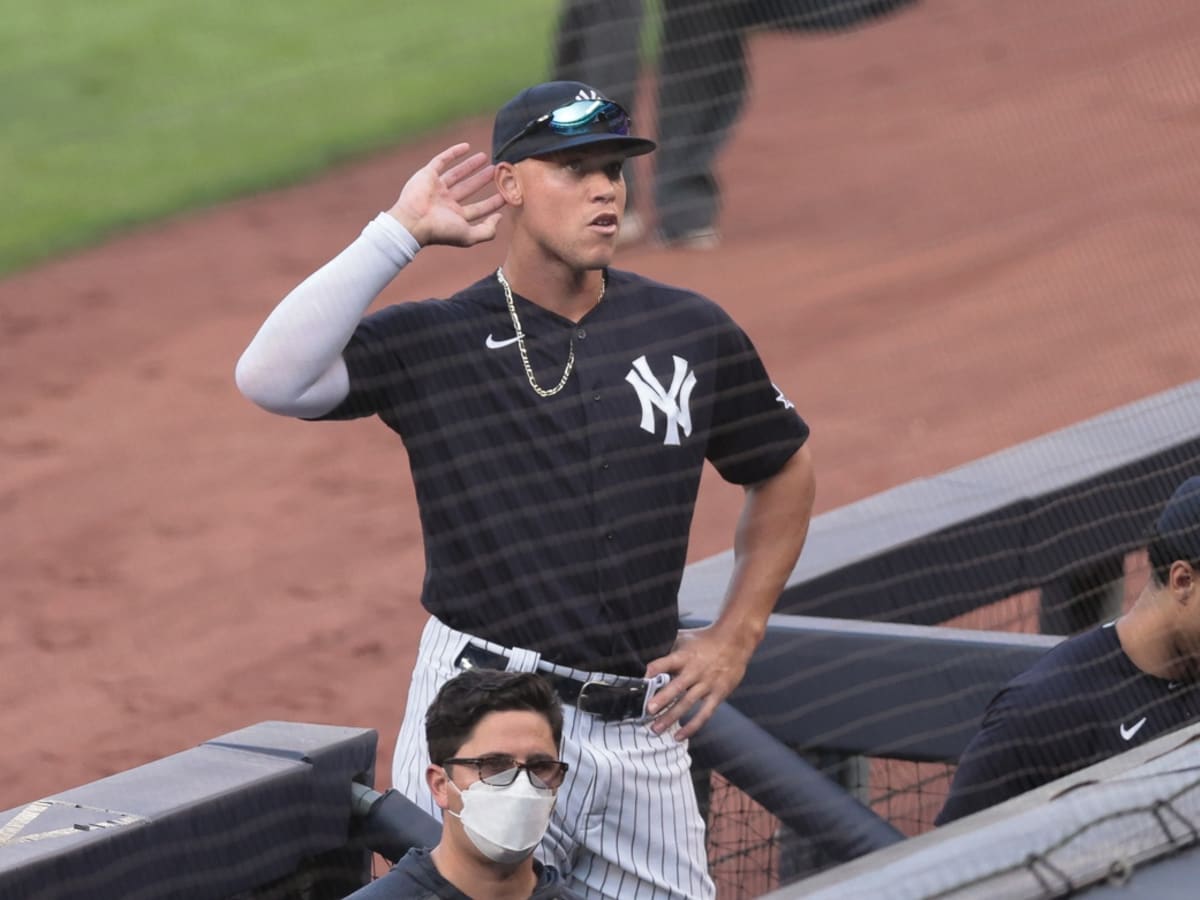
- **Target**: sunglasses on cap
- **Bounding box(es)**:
[495,98,632,162]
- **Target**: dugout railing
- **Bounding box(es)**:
[682,377,1200,759]
[0,722,378,900]
[680,376,1200,892]
[779,719,1200,899]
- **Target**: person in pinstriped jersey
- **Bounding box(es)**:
[236,79,816,898]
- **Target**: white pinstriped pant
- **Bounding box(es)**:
[391,616,716,900]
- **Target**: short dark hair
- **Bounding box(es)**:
[1148,476,1200,586]
[1147,523,1200,586]
[425,668,563,765]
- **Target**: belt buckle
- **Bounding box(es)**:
[576,679,611,717]
[577,678,645,722]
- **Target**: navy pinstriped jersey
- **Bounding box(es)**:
[317,267,808,676]
[936,622,1200,824]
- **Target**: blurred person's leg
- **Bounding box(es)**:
[553,0,647,235]
[653,0,750,245]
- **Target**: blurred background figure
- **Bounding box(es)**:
[552,0,649,245]
[654,0,918,249]
[551,0,918,251]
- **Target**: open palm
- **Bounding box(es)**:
[388,143,505,248]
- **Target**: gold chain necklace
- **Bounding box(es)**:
[495,267,606,398]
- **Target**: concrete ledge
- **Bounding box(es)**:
[0,722,376,900]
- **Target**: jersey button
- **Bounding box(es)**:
[605,532,615,541]
[576,327,587,340]
[600,461,609,470]
[593,392,601,402]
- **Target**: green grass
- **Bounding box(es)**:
[0,0,560,275]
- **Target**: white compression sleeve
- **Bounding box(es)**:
[235,213,420,418]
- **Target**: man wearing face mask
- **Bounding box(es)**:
[350,668,585,899]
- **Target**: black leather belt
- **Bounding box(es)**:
[454,644,647,722]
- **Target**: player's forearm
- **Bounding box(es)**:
[715,445,816,648]
[234,213,420,417]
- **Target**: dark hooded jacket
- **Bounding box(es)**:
[345,847,586,899]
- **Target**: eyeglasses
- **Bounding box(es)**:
[442,754,570,790]
[495,99,631,161]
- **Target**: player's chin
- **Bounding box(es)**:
[576,239,616,269]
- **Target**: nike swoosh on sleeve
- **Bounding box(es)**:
[1119,717,1147,741]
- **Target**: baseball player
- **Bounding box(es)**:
[937,475,1200,825]
[235,80,815,899]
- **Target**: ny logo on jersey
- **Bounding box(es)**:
[625,355,696,446]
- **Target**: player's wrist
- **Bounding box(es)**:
[711,613,767,654]
[368,212,422,262]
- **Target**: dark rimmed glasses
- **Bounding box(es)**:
[495,98,632,161]
[442,753,570,790]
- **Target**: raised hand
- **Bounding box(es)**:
[386,143,506,248]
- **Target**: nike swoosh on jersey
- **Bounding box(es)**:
[485,334,520,349]
[1119,717,1147,741]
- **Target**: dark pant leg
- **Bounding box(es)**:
[552,0,646,207]
[653,0,750,239]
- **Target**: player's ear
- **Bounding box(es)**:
[1169,560,1195,600]
[427,763,452,811]
[495,162,523,207]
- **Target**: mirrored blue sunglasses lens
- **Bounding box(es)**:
[547,100,629,136]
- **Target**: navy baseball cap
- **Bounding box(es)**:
[492,81,656,164]
[1156,476,1200,562]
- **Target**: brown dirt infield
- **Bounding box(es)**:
[3,0,1200,836]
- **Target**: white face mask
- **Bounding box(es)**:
[447,772,557,864]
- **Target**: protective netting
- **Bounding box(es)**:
[703,762,953,897]
[797,739,1200,899]
[9,1,1200,899]
[698,571,1146,898]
